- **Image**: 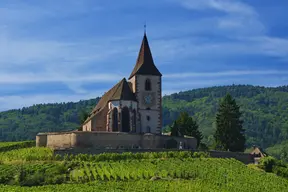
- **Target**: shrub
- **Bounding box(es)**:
[259,156,277,172]
[273,166,288,179]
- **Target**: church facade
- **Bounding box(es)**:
[82,33,162,134]
[36,33,197,150]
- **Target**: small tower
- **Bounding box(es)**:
[128,32,162,134]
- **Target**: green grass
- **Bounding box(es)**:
[0,147,208,162]
[0,157,287,191]
[68,158,288,191]
[0,143,288,191]
[0,147,54,162]
[0,141,35,152]
[0,181,223,192]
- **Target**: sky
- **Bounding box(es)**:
[0,0,288,111]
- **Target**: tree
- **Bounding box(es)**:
[280,146,288,162]
[171,112,203,147]
[78,110,89,131]
[170,121,181,137]
[214,93,245,152]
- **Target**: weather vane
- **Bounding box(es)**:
[144,21,146,34]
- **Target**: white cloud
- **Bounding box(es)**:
[1,0,288,112]
[0,72,123,84]
[160,0,287,60]
[164,70,288,78]
[179,0,255,15]
[0,1,102,25]
[0,33,135,68]
[175,0,263,32]
[248,36,288,58]
[0,90,106,112]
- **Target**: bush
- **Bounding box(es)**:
[259,156,277,172]
[273,166,288,179]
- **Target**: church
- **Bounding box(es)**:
[82,33,162,134]
[36,32,197,150]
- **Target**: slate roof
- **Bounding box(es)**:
[128,33,162,79]
[89,78,136,115]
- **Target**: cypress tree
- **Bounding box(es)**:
[214,93,245,152]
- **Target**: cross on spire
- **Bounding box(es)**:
[144,22,146,34]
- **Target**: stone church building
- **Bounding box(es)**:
[82,33,162,134]
[36,33,197,150]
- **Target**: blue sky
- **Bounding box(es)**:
[0,0,288,111]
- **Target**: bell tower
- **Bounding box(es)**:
[128,32,162,134]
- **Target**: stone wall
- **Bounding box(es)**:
[45,133,75,149]
[92,106,108,131]
[36,131,197,150]
[36,131,253,164]
[208,150,254,164]
[53,148,254,164]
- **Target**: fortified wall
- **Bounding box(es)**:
[36,132,254,164]
[36,131,197,150]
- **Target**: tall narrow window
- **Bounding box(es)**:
[121,107,130,132]
[145,79,151,91]
[132,109,137,132]
[147,126,151,133]
[112,108,118,131]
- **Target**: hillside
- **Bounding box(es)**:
[266,140,288,160]
[0,141,287,191]
[1,85,288,149]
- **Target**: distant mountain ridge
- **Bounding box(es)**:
[0,84,288,150]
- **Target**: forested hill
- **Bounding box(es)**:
[1,85,288,149]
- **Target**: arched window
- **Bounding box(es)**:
[121,107,130,132]
[112,108,118,131]
[145,79,151,91]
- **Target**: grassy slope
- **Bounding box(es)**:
[0,141,288,192]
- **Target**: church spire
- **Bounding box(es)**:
[128,31,162,79]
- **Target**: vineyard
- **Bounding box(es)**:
[0,140,35,152]
[0,141,288,191]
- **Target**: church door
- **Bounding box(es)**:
[112,108,118,131]
[121,107,130,132]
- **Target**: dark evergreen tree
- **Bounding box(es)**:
[78,110,89,130]
[170,121,180,137]
[173,112,203,147]
[214,93,245,152]
[171,112,203,146]
[280,146,288,162]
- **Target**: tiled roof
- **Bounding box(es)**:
[129,33,162,79]
[85,78,136,123]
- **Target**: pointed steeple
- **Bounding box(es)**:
[128,33,162,79]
